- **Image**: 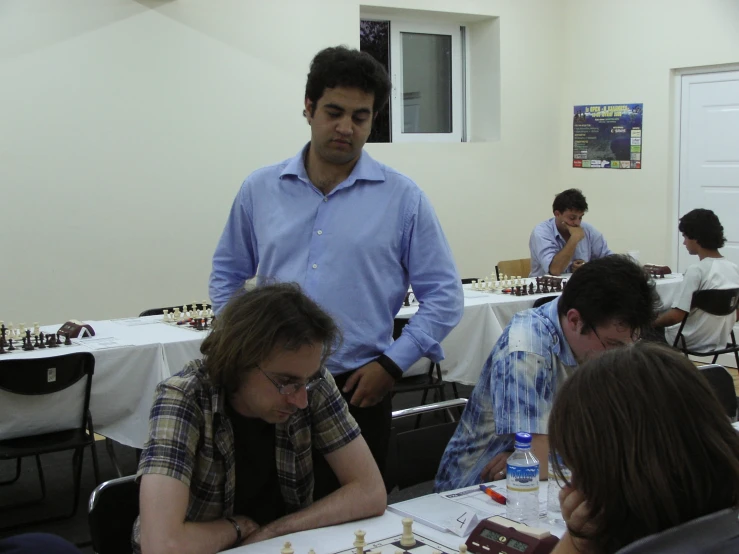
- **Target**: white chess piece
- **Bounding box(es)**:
[308,550,316,554]
[173,308,181,321]
[18,323,25,338]
[33,322,40,336]
[459,545,468,554]
[354,530,366,554]
[400,517,416,547]
[162,309,170,322]
[281,542,294,554]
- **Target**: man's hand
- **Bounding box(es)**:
[571,259,585,271]
[343,361,396,408]
[480,452,512,482]
[567,225,585,243]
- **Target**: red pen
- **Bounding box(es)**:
[480,484,507,505]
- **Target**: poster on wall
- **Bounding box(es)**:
[573,103,642,168]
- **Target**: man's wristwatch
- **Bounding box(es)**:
[225,516,242,547]
[376,354,403,380]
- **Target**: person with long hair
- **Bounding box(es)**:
[549,341,739,553]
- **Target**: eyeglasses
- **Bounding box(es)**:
[587,323,639,349]
[258,366,325,395]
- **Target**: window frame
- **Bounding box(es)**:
[362,17,465,143]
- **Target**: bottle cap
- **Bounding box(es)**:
[514,432,532,448]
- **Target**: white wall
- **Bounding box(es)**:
[0,0,565,324]
[557,0,739,267]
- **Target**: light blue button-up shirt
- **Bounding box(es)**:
[209,145,464,376]
[434,299,577,492]
[529,218,612,277]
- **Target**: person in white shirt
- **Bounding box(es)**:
[654,209,739,350]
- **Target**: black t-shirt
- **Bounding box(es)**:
[226,402,285,525]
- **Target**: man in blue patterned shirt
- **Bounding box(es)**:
[134,284,386,554]
[435,256,658,492]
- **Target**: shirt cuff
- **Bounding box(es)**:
[383,334,427,373]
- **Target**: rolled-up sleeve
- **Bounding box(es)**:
[136,384,202,488]
[311,372,361,455]
[493,351,553,436]
[384,193,464,370]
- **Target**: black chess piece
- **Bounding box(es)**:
[543,284,550,294]
[0,323,6,348]
[522,284,528,295]
[38,331,46,348]
[556,281,562,292]
[64,333,72,346]
[0,341,5,355]
[8,339,15,351]
[22,336,34,351]
[34,335,40,348]
[515,286,521,296]
[49,334,58,348]
[529,283,535,295]
[203,318,209,330]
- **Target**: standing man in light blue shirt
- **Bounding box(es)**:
[209,46,464,494]
[529,188,613,277]
[435,256,657,492]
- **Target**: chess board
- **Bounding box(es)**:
[332,534,459,554]
[161,317,214,332]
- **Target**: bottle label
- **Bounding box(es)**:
[507,463,539,492]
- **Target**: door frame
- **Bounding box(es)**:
[671,63,739,271]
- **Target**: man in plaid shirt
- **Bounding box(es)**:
[133,284,386,554]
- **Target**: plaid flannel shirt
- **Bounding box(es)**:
[131,359,360,553]
[434,299,577,492]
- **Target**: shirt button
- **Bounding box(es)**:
[323,197,328,202]
[317,230,323,235]
[312,264,318,269]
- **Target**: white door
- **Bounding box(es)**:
[678,71,739,271]
[678,70,739,367]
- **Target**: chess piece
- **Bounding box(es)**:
[8,339,15,351]
[0,341,5,355]
[543,284,549,294]
[556,280,562,292]
[34,334,40,348]
[529,282,535,295]
[281,542,294,554]
[308,550,316,554]
[354,530,366,554]
[522,284,528,295]
[18,323,26,338]
[22,336,34,351]
[38,331,46,348]
[459,545,468,554]
[33,322,40,336]
[400,517,416,547]
[163,309,170,322]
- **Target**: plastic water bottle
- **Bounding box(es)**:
[506,432,540,525]
[546,453,571,525]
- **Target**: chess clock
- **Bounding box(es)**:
[58,320,96,338]
[465,517,559,554]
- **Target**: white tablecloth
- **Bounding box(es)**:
[399,275,684,386]
[0,275,683,448]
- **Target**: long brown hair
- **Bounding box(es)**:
[549,341,739,553]
[201,283,339,393]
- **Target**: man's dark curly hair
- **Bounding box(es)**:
[678,209,726,250]
[305,46,391,116]
[553,188,589,214]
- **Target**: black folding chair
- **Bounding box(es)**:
[533,295,558,308]
[697,364,738,421]
[88,475,140,554]
[672,288,739,370]
[391,318,460,428]
[386,399,467,491]
[616,506,739,554]
[0,352,100,530]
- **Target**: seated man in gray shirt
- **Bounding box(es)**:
[529,188,612,277]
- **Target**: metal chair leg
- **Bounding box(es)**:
[106,438,124,478]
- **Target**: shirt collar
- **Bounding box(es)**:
[279,142,385,191]
[543,298,577,367]
[548,217,564,241]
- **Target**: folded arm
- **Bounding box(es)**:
[140,475,258,554]
[245,436,386,543]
